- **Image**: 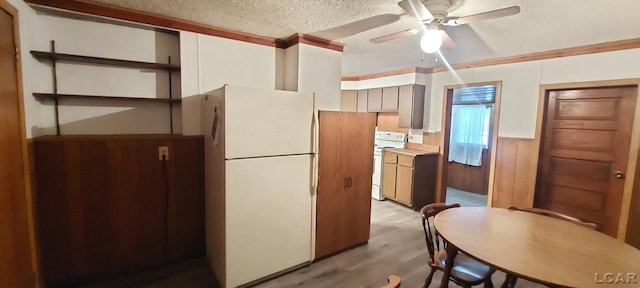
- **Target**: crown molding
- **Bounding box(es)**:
[277,34,344,52]
[24,0,343,52]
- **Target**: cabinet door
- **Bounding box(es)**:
[346,113,376,247]
[341,90,357,112]
[398,85,425,129]
[382,163,397,199]
[395,165,414,205]
[357,90,368,112]
[382,86,399,111]
[367,88,383,112]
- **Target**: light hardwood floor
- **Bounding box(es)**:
[81,199,544,288]
[446,187,488,207]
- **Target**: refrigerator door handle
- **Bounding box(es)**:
[311,105,319,196]
[311,153,318,196]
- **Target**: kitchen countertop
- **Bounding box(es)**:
[385,148,439,156]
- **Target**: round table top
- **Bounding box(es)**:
[434,207,640,288]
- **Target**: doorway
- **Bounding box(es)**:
[535,85,637,237]
[0,0,37,287]
[441,82,501,207]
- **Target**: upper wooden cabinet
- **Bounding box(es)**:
[367,88,383,112]
[357,90,368,112]
[341,84,425,119]
[398,85,425,129]
[382,86,399,111]
[341,90,357,112]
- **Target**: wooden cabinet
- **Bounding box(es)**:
[382,86,399,111]
[341,90,357,111]
[316,111,376,259]
[367,88,383,112]
[381,150,437,211]
[31,135,204,287]
[343,84,423,115]
[357,90,368,112]
[398,84,425,129]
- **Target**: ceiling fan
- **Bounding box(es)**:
[371,0,520,53]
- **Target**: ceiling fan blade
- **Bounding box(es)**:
[442,6,520,26]
[312,14,402,40]
[370,28,420,44]
[439,30,456,49]
[398,0,434,22]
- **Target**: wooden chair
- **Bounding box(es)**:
[502,206,599,288]
[421,203,495,288]
[380,275,401,288]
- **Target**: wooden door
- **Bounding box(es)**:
[537,86,637,236]
[395,166,413,205]
[316,111,375,259]
[357,90,368,112]
[340,90,357,112]
[381,86,399,111]
[367,88,382,112]
[382,163,397,199]
[398,85,425,129]
[0,2,34,287]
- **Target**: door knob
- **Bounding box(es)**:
[614,171,624,179]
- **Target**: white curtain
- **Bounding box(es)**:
[448,105,487,166]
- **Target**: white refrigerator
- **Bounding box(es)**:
[201,85,317,287]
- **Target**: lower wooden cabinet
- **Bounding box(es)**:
[31,135,205,287]
[382,149,437,210]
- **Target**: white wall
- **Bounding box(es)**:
[297,44,342,110]
[283,44,299,91]
[427,61,542,137]
[343,48,640,138]
[180,32,278,135]
[13,2,180,137]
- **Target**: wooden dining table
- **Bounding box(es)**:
[434,207,640,288]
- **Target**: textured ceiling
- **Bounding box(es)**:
[92,0,640,76]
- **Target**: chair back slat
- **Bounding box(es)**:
[507,206,598,230]
[420,203,461,263]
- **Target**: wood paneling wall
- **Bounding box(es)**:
[492,137,537,208]
[376,112,407,134]
[626,150,640,249]
[30,135,204,287]
[447,149,489,195]
[422,132,441,146]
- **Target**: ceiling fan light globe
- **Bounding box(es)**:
[420,30,443,53]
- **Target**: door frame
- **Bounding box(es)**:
[532,79,640,240]
[437,81,503,205]
[0,0,41,286]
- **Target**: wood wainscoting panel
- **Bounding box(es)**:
[447,149,489,195]
[376,112,407,134]
[31,135,204,287]
[422,132,441,146]
[492,138,537,208]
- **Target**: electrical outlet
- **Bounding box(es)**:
[158,146,169,161]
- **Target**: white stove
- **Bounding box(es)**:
[372,131,406,200]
